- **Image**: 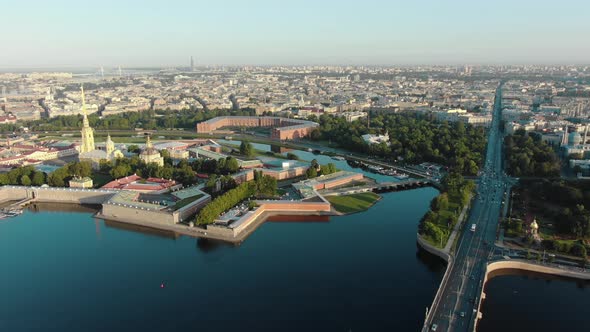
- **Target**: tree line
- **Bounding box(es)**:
[195,170,277,226]
[419,172,475,247]
[0,108,257,133]
[309,112,486,175]
[0,161,92,187]
[504,129,561,177]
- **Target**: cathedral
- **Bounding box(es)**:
[139,135,164,166]
[78,85,123,168]
[78,85,95,154]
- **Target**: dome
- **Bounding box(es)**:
[569,132,582,146]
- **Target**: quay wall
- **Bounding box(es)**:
[417,235,452,332]
[100,194,211,226]
[101,204,177,225]
[207,200,332,240]
[0,186,117,205]
[473,259,590,331]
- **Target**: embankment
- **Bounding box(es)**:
[417,235,452,331]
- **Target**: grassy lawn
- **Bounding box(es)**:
[326,192,381,214]
[171,194,205,211]
[91,173,113,188]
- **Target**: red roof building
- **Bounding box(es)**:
[101,174,179,192]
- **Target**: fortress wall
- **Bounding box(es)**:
[177,195,212,222]
[260,167,307,180]
[31,188,116,204]
[101,204,177,225]
[206,200,332,239]
[0,186,28,202]
[205,225,235,238]
[257,201,331,212]
[0,186,116,205]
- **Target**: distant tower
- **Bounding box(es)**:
[1,86,6,103]
[79,85,95,153]
[190,56,195,72]
[105,133,115,155]
[45,87,54,101]
[118,66,122,77]
[100,66,105,79]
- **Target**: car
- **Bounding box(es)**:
[460,311,466,318]
[431,323,438,331]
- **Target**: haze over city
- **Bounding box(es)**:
[2,0,590,68]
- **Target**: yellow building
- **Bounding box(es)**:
[139,135,164,166]
[79,134,124,169]
[69,177,93,189]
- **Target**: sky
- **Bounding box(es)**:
[1,0,590,68]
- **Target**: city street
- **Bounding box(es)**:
[427,85,509,332]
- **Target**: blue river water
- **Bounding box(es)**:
[0,187,445,332]
[478,270,590,332]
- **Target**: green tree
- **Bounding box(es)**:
[224,156,240,173]
[311,159,319,170]
[31,172,45,186]
[240,140,254,157]
[20,175,32,186]
[306,167,318,179]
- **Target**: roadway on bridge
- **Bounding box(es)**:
[427,85,509,332]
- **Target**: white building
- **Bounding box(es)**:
[361,133,390,145]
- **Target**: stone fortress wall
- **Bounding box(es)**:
[196,116,319,140]
[99,193,211,226]
[0,186,117,205]
[206,200,332,239]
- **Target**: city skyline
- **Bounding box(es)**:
[2,0,590,68]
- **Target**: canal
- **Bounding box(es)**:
[0,186,444,331]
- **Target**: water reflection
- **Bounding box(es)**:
[196,237,238,253]
[103,220,180,239]
[415,244,447,273]
[266,215,330,223]
[27,202,99,213]
[270,145,292,154]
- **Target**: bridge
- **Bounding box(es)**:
[422,85,506,332]
[321,179,434,197]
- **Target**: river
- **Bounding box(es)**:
[0,186,444,331]
[478,269,590,332]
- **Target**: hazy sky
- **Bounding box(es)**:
[2,0,590,68]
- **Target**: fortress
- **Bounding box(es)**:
[196,116,319,140]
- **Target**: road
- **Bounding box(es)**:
[426,85,509,332]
